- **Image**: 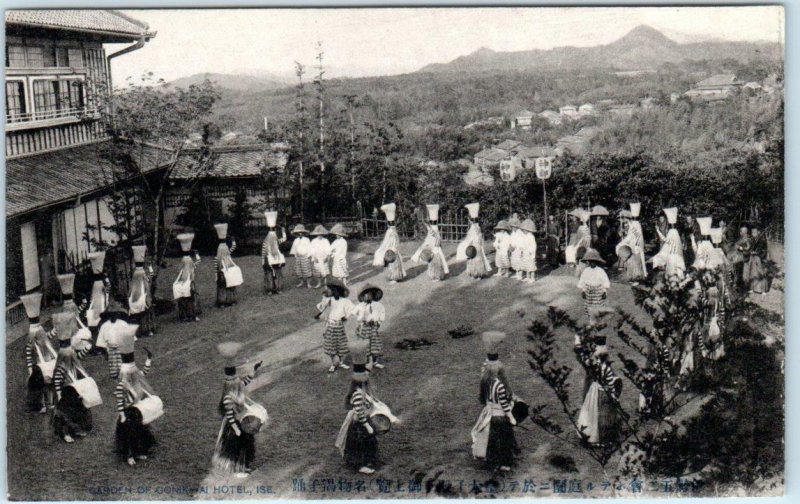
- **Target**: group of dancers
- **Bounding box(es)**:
[18,198,772,479]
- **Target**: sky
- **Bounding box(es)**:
[108,6,785,83]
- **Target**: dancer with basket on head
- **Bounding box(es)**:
[616,203,647,282]
[22,293,58,414]
[51,312,96,444]
[212,342,266,479]
[289,224,314,288]
[128,245,156,338]
[261,211,287,295]
[471,331,521,473]
[315,279,355,373]
[335,340,398,475]
[411,204,449,281]
[173,233,202,322]
[457,203,491,279]
[373,203,406,283]
[114,324,160,467]
[84,251,110,341]
[213,223,240,308]
[651,208,687,278]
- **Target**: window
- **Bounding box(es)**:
[5,81,26,121]
[43,45,56,67]
[32,79,85,119]
[6,45,26,67]
[55,47,69,67]
[68,48,84,67]
[25,46,44,67]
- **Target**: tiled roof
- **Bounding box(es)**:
[515,110,534,118]
[496,139,521,151]
[538,110,560,117]
[695,74,738,88]
[171,147,288,180]
[474,148,508,162]
[6,10,154,38]
[515,145,556,158]
[6,141,170,218]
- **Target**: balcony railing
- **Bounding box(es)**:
[5,106,100,130]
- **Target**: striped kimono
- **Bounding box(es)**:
[317,296,354,358]
[53,348,92,438]
[577,265,610,316]
[25,331,58,412]
[652,228,686,277]
[114,361,154,461]
[290,236,313,279]
[471,378,517,467]
[353,301,386,357]
[574,344,622,444]
[212,374,257,474]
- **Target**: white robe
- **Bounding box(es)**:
[616,221,648,273]
[373,226,403,268]
[566,224,591,264]
[652,228,685,274]
[457,223,491,270]
[411,226,450,275]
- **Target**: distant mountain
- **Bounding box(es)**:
[169,72,290,92]
[418,25,782,74]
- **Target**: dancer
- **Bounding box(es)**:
[114,326,158,466]
[744,223,770,294]
[577,249,610,317]
[128,245,155,338]
[261,211,287,295]
[173,233,201,322]
[353,284,386,369]
[457,203,491,279]
[310,225,332,288]
[22,293,57,414]
[96,299,133,379]
[518,219,538,283]
[590,206,612,263]
[616,203,647,282]
[329,224,350,286]
[336,340,380,475]
[411,204,449,281]
[56,273,92,350]
[212,342,265,478]
[289,224,314,288]
[508,216,524,279]
[652,208,687,278]
[51,312,96,443]
[85,251,110,340]
[214,223,240,308]
[373,203,406,283]
[471,331,519,473]
[574,327,622,445]
[546,214,562,268]
[315,279,355,373]
[492,220,511,277]
[691,217,714,270]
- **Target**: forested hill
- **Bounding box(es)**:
[419,25,782,74]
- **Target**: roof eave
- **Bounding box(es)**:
[6,21,156,42]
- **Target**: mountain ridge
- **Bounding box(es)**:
[418,25,782,74]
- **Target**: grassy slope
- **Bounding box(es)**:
[6,240,775,500]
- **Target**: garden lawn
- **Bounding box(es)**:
[3,240,730,499]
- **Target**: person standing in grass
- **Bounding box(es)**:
[212,342,264,479]
[616,204,647,282]
[174,233,201,322]
[329,224,350,286]
[290,224,314,288]
[128,245,156,338]
[577,249,610,318]
[472,331,519,473]
[315,279,355,373]
[652,208,687,278]
[261,211,287,295]
[213,223,239,307]
[353,284,386,369]
[412,204,449,281]
[518,219,538,283]
[744,224,770,295]
[114,326,155,467]
[336,341,379,475]
[508,216,524,279]
[458,203,491,279]
[574,325,622,446]
[22,293,58,414]
[310,225,332,288]
[51,312,93,444]
[84,251,110,342]
[373,203,406,283]
[492,220,512,277]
